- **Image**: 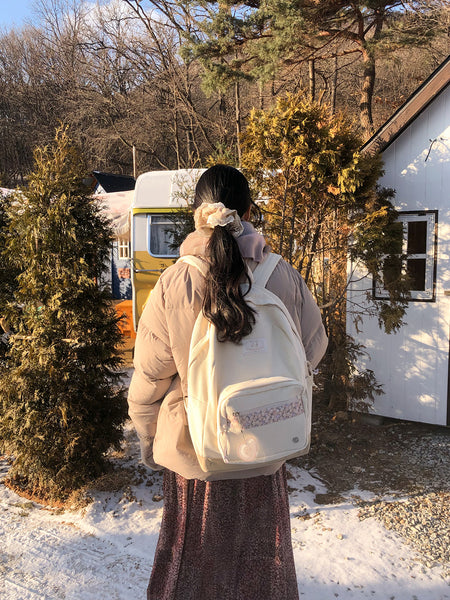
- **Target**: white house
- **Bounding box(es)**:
[92,172,136,301]
[347,56,450,426]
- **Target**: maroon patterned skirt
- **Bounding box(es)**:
[147,465,299,600]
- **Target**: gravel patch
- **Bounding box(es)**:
[357,492,450,570]
[293,405,450,574]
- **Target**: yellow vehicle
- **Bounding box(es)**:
[131,169,205,331]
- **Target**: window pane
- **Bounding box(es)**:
[119,241,129,259]
[383,255,402,288]
[407,221,427,254]
[390,221,404,254]
[149,216,178,256]
[407,258,426,291]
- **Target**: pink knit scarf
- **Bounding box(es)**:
[179,221,268,262]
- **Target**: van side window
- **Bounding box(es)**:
[148,215,178,258]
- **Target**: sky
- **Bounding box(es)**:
[0,1,135,31]
[0,0,35,30]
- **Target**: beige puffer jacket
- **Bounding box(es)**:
[128,223,328,481]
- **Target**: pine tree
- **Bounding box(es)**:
[0,192,17,368]
[180,0,444,138]
[241,93,410,410]
[0,128,127,498]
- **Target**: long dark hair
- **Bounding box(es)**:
[193,165,256,343]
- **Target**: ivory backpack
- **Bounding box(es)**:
[179,253,313,474]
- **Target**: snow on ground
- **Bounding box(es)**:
[1,372,449,599]
[287,470,449,599]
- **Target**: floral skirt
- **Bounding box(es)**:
[147,465,299,600]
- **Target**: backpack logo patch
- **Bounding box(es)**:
[242,338,267,355]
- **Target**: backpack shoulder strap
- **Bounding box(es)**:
[178,255,208,278]
[252,253,282,288]
[180,252,282,289]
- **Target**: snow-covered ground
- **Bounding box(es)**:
[1,373,449,600]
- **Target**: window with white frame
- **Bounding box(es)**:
[147,214,178,258]
[118,240,130,259]
[375,211,437,301]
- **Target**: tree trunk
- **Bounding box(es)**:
[186,129,192,166]
[308,58,316,101]
[235,78,242,167]
[304,219,323,286]
[173,96,181,169]
[360,48,376,139]
[359,15,383,140]
[288,204,296,265]
[331,54,338,116]
[279,175,289,256]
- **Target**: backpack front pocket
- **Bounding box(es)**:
[217,376,309,464]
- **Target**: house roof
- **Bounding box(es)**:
[95,190,134,237]
[362,55,450,155]
[93,171,136,193]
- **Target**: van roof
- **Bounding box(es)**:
[132,169,205,209]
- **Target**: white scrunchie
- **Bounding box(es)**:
[194,202,244,238]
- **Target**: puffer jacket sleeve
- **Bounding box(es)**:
[127,276,178,470]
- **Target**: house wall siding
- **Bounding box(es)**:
[347,85,450,425]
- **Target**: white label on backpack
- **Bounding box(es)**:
[242,338,267,355]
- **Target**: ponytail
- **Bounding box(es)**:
[203,226,256,344]
[193,165,256,344]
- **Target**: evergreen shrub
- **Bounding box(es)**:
[0,128,127,498]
